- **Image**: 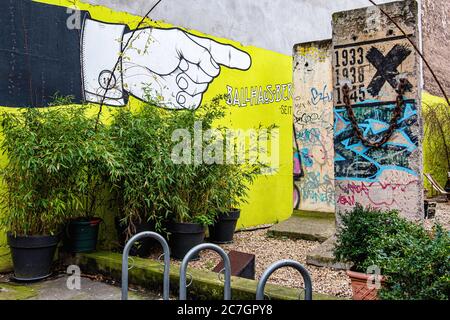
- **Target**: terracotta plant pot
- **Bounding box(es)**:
[347,270,385,300]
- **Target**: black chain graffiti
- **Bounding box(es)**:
[342,79,407,148]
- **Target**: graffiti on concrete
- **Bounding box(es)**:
[293,41,335,212]
[332,1,423,221]
[334,101,419,181]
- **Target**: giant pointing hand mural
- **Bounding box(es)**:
[0,0,251,109]
[85,21,252,109]
[0,0,293,230]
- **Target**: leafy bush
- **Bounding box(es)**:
[335,204,450,300]
[334,204,408,272]
[109,103,168,234]
[162,96,273,225]
[0,105,121,236]
[377,225,450,300]
[110,95,273,232]
[110,98,225,230]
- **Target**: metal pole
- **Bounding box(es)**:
[179,243,231,300]
[256,260,313,300]
[121,231,171,300]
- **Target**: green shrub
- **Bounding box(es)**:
[0,105,121,236]
[208,123,274,219]
[378,225,450,300]
[110,96,229,230]
[422,95,450,196]
[109,103,168,235]
[158,95,239,226]
[335,204,450,300]
[334,204,408,272]
[110,95,273,233]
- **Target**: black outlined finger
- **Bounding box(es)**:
[179,58,189,72]
[176,73,208,96]
[176,91,202,110]
[178,31,220,78]
[183,62,213,83]
[186,33,252,70]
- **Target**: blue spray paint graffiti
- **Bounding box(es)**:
[334,101,419,182]
[300,148,314,168]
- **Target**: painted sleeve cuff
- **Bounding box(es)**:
[81,19,127,106]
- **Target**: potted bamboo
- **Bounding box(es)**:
[208,156,267,244]
[335,204,450,300]
[109,107,166,257]
[0,107,93,280]
[161,101,222,260]
[63,110,122,253]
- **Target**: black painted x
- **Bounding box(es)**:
[366,44,413,97]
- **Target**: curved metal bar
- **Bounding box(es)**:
[179,243,231,300]
[121,231,170,300]
[256,260,312,300]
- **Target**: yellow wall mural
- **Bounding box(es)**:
[0,0,293,247]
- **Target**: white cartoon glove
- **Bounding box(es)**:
[81,19,251,109]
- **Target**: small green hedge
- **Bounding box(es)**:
[335,204,449,300]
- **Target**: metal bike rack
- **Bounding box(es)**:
[121,231,170,300]
[179,243,231,300]
[256,260,313,300]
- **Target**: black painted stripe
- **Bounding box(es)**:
[334,99,416,109]
[334,34,415,50]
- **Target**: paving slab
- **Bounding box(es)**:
[0,274,160,300]
[306,236,352,270]
[267,211,335,242]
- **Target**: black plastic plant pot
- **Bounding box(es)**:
[167,222,205,260]
[7,233,60,281]
[115,217,159,258]
[65,218,102,253]
[208,209,241,244]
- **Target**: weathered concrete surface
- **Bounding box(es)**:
[333,0,424,223]
[306,236,352,270]
[268,211,335,242]
[69,251,343,300]
[422,0,450,96]
[293,40,335,213]
[0,275,158,300]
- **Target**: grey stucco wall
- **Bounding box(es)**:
[83,0,396,55]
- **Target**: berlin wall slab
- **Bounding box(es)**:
[332,0,423,222]
[293,41,335,213]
